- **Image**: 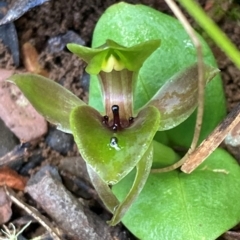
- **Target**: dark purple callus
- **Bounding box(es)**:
[112,105,121,131]
[102,115,109,124]
[129,117,134,123]
[102,105,134,131]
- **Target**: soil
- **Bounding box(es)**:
[0,0,240,239]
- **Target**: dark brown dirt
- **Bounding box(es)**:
[1,0,240,239]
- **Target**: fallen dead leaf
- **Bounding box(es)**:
[0,166,27,190]
[22,42,49,77]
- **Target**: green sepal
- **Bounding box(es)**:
[70,105,160,184]
[67,39,160,74]
[143,63,219,130]
[8,73,85,133]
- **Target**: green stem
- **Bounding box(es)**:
[178,0,240,68]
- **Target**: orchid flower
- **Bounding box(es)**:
[8,39,218,225]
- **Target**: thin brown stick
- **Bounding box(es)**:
[181,103,240,173]
[164,0,204,153]
[0,143,30,167]
[4,186,62,240]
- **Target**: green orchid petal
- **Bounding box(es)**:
[141,63,219,130]
[109,143,153,226]
[87,164,119,213]
[87,143,153,226]
[8,73,85,133]
[67,39,160,74]
[70,105,160,184]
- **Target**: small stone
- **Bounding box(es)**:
[225,121,240,162]
[0,118,18,157]
[81,71,90,92]
[47,30,85,53]
[0,69,48,141]
[45,127,74,155]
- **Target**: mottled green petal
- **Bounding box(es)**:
[9,73,85,133]
[142,63,219,130]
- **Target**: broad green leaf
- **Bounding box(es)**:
[67,39,160,74]
[113,148,240,240]
[143,63,219,130]
[70,105,160,184]
[89,2,226,146]
[8,73,85,133]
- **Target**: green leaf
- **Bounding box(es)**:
[70,105,160,184]
[67,39,160,74]
[8,73,85,133]
[113,148,240,240]
[143,63,219,130]
[89,2,226,146]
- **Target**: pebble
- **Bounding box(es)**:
[81,71,90,92]
[47,30,85,53]
[20,150,44,176]
[0,118,18,157]
[45,127,74,155]
[225,121,240,162]
[0,69,48,142]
